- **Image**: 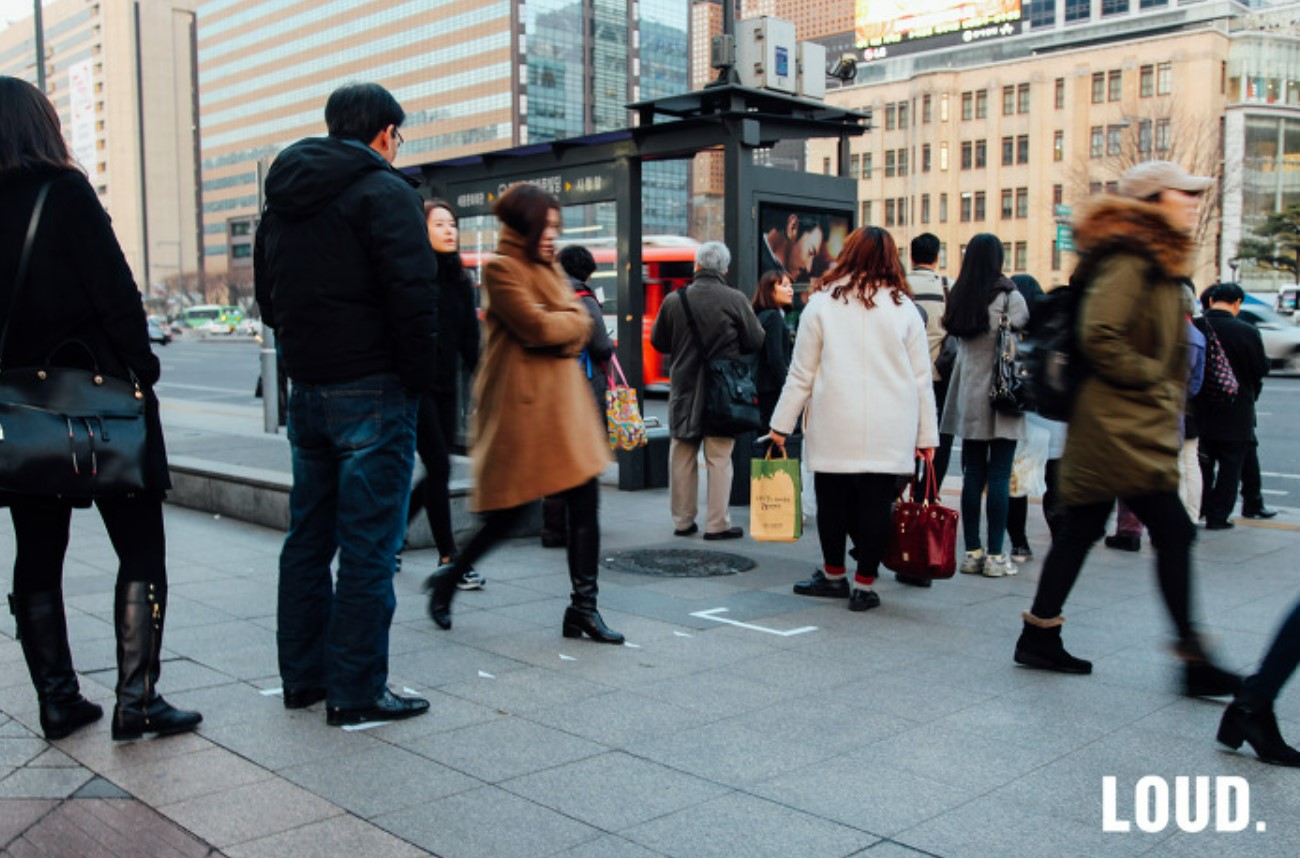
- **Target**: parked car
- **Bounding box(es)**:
[1240,297,1300,373]
[147,318,172,345]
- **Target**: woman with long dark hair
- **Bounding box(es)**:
[769,227,937,611]
[407,200,482,585]
[751,271,795,430]
[940,234,1028,579]
[424,184,622,643]
[0,76,201,740]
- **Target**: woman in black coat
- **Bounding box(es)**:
[0,77,200,741]
[408,201,482,584]
[750,271,795,430]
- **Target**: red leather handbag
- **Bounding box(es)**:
[883,461,959,580]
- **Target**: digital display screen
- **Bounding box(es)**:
[757,204,854,287]
[854,0,1021,56]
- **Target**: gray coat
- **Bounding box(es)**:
[651,269,766,440]
[939,284,1028,441]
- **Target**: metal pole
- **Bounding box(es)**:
[33,0,44,92]
[256,160,281,433]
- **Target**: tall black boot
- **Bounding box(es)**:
[10,592,103,740]
[1175,634,1242,699]
[561,513,623,644]
[111,582,202,741]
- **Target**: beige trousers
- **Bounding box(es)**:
[1178,437,1202,522]
[669,436,734,533]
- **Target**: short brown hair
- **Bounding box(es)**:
[493,183,559,261]
[827,227,910,309]
[752,271,790,312]
[0,76,76,174]
[423,198,456,220]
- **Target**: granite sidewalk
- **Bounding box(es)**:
[0,404,1298,857]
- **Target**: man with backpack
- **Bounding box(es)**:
[1195,282,1270,530]
[1013,161,1240,700]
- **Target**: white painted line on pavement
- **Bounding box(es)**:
[690,607,818,637]
[1262,472,1300,480]
[558,654,576,661]
[477,670,495,678]
[156,381,253,395]
[260,687,282,697]
[340,721,387,731]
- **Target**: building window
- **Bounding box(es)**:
[976,139,987,169]
[898,101,909,128]
[939,142,949,171]
[1002,242,1012,269]
[885,103,896,130]
[1140,64,1154,97]
[962,91,973,121]
[1052,239,1062,271]
[1101,0,1129,16]
[1105,181,1119,194]
[1053,130,1064,161]
[1091,72,1105,104]
[1002,136,1014,166]
[1003,85,1015,116]
[897,197,908,226]
[921,193,931,223]
[939,242,948,269]
[1066,0,1090,22]
[976,89,988,119]
[974,191,986,221]
[1014,241,1028,272]
[1016,187,1029,218]
[850,154,860,177]
[1055,77,1065,109]
[898,149,909,177]
[1053,184,1063,207]
[940,93,949,121]
[1090,126,1104,158]
[863,152,873,179]
[1029,0,1056,27]
[939,192,948,223]
[1017,134,1029,164]
[1090,181,1103,195]
[1140,0,1167,8]
[886,150,896,177]
[961,141,973,170]
[823,157,831,174]
[922,94,932,123]
[1018,83,1031,113]
[1108,70,1122,102]
[1106,124,1123,156]
[1157,62,1172,95]
[1138,119,1152,154]
[960,192,972,222]
[922,143,932,172]
[1155,118,1171,152]
[885,198,896,227]
[861,200,872,224]
[1001,189,1014,219]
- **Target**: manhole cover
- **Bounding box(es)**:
[602,548,756,577]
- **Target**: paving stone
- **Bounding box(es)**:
[104,747,271,806]
[222,812,427,858]
[0,768,93,800]
[4,798,218,857]
[279,744,481,819]
[0,799,57,845]
[160,778,341,849]
[405,715,606,783]
[71,778,131,799]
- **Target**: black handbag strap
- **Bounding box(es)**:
[1,181,54,368]
[676,287,712,361]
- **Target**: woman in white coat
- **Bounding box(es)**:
[769,227,938,611]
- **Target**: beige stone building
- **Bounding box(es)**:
[0,0,201,302]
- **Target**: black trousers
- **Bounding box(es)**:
[1029,491,1196,641]
[10,495,167,597]
[413,393,459,559]
[815,472,898,580]
[1198,438,1248,525]
[1239,438,1264,509]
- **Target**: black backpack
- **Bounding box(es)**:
[1018,269,1090,421]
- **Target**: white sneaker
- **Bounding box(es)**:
[960,549,985,575]
[457,568,485,590]
[983,554,1017,578]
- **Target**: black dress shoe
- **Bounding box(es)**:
[1218,701,1300,766]
[282,687,327,710]
[326,689,430,726]
[1205,519,1235,531]
[793,570,849,598]
[1241,506,1279,520]
[894,574,932,588]
[673,523,698,537]
[1104,534,1141,552]
[702,526,743,541]
[423,563,458,630]
[848,590,881,612]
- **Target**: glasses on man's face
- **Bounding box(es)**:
[392,127,404,147]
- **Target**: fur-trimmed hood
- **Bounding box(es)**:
[1071,195,1195,279]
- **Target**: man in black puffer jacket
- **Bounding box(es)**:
[254,83,437,728]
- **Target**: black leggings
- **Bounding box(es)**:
[414,393,459,559]
[1030,491,1196,640]
[10,495,167,597]
[456,479,600,581]
[815,472,898,578]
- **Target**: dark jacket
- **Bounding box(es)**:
[254,137,437,391]
[571,276,613,417]
[1194,309,1268,443]
[1059,196,1192,506]
[650,268,765,440]
[751,307,792,395]
[0,167,169,496]
[431,252,480,395]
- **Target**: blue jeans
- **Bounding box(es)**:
[961,438,1016,555]
[277,373,417,709]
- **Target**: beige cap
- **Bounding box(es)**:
[1118,160,1215,199]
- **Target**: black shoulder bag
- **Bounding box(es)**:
[0,181,149,498]
[677,288,761,436]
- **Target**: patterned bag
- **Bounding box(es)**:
[605,355,647,451]
[1199,320,1239,408]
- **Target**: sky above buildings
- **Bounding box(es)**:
[0,0,45,33]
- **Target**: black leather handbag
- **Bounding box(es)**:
[990,293,1029,416]
[677,288,761,436]
[0,182,148,499]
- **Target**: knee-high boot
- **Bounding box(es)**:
[541,496,567,548]
[561,515,623,644]
[10,592,103,740]
[111,582,202,740]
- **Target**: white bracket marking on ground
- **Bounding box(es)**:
[689,608,818,637]
[478,671,495,679]
[260,688,283,697]
[558,654,576,661]
[341,721,388,732]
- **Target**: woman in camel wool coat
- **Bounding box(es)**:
[425,184,622,644]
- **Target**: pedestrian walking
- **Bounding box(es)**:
[769,227,938,612]
[1014,160,1240,698]
[424,184,623,644]
[1217,597,1300,766]
[0,76,201,740]
[939,234,1028,579]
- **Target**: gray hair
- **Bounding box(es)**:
[695,241,731,273]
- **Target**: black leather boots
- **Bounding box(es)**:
[111,582,202,741]
[11,591,103,740]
